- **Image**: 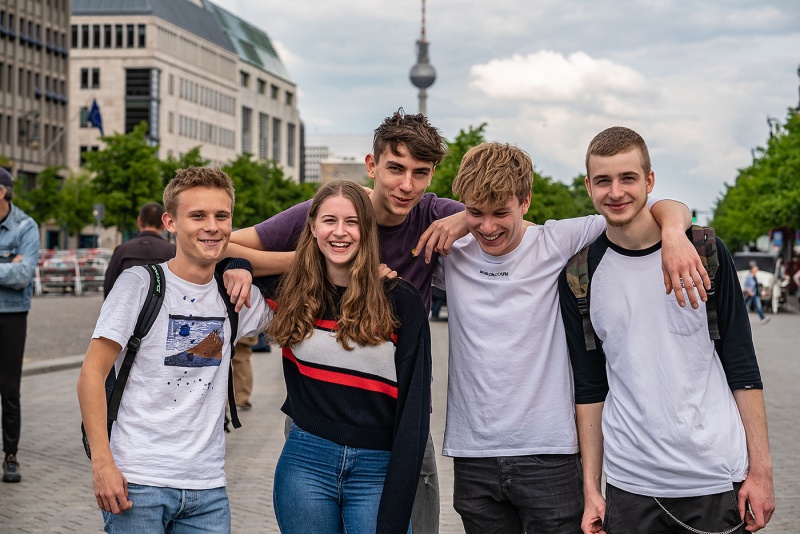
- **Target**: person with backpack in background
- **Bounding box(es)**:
[744,263,770,324]
[77,167,269,532]
[0,168,39,483]
[558,126,774,534]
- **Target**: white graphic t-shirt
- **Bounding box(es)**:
[94,263,270,489]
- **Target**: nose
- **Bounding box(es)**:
[479,216,496,235]
[609,180,624,199]
[398,171,414,192]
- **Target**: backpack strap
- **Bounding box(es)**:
[691,225,720,340]
[107,264,166,423]
[215,271,241,429]
[565,245,597,351]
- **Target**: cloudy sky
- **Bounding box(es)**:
[213,0,799,218]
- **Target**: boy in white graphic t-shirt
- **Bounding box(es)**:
[78,167,269,532]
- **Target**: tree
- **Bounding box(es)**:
[13,165,63,224]
[57,172,96,237]
[160,146,209,188]
[711,109,800,250]
[223,154,316,229]
[429,124,487,200]
[83,122,163,235]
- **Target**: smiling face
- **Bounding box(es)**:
[163,186,232,271]
[366,143,435,226]
[586,148,654,228]
[464,192,531,257]
[310,194,361,286]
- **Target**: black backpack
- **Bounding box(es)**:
[81,264,241,459]
[565,225,721,351]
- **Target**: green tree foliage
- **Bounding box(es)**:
[711,110,800,250]
[57,172,96,237]
[83,122,162,234]
[223,154,316,228]
[13,165,63,224]
[160,146,209,188]
[429,124,487,200]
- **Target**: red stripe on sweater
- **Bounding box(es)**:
[282,347,398,398]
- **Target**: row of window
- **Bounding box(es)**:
[243,107,296,166]
[239,70,294,105]
[174,76,236,115]
[79,144,98,166]
[79,67,99,89]
[71,23,146,50]
[176,114,236,149]
[0,11,69,56]
[0,62,67,103]
[0,113,65,157]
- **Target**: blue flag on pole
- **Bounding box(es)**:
[86,99,104,135]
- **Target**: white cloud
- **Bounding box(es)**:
[469,51,650,104]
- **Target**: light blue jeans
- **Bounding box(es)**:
[274,423,412,534]
[102,483,230,533]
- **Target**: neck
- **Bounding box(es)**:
[605,210,662,250]
[370,194,405,227]
[167,255,215,285]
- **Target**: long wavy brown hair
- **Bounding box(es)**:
[267,180,398,350]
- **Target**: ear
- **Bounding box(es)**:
[521,192,532,213]
[309,221,317,239]
[584,176,592,196]
[365,153,377,181]
[162,211,176,235]
[646,170,655,195]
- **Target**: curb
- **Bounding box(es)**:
[22,354,85,377]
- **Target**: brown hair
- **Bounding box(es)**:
[372,108,448,166]
[138,202,166,228]
[163,167,235,215]
[585,126,651,176]
[452,142,533,206]
[267,180,398,350]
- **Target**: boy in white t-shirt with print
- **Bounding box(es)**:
[435,143,707,533]
[77,167,269,533]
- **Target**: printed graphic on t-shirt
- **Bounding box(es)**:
[163,314,226,368]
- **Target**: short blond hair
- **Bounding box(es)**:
[585,126,651,176]
[452,143,533,206]
[163,166,235,215]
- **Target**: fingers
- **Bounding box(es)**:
[378,264,398,279]
[414,228,434,261]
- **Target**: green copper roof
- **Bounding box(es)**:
[200,0,293,83]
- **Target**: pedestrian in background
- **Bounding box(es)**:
[103,202,175,298]
[744,263,770,324]
[266,180,431,533]
[0,168,40,483]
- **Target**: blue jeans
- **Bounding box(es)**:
[101,484,230,533]
[744,295,765,320]
[274,423,412,534]
[453,454,583,534]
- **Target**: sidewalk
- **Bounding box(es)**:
[2,314,798,532]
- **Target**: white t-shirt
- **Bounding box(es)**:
[94,263,270,489]
[439,215,606,457]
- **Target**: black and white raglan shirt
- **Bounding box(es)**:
[558,231,763,498]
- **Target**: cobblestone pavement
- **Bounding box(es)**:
[0,294,797,533]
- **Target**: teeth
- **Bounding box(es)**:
[483,234,500,242]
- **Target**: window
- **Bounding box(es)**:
[168,74,174,96]
[79,146,98,166]
[168,111,173,133]
[272,118,281,163]
[115,24,123,47]
[80,68,89,89]
[239,70,250,88]
[270,84,279,100]
[285,91,294,106]
[104,24,112,48]
[287,122,296,166]
[18,67,23,96]
[259,113,268,160]
[126,24,134,47]
[91,68,100,89]
[79,106,89,127]
[70,24,78,48]
[137,24,146,48]
[241,106,252,154]
[81,24,89,48]
[257,79,266,94]
[92,24,100,48]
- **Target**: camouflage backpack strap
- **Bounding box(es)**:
[566,245,597,350]
[691,225,720,340]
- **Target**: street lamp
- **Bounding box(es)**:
[18,109,41,184]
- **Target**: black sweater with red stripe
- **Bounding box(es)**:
[267,278,432,534]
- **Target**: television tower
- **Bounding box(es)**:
[409,0,436,116]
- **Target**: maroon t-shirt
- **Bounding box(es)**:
[254,193,464,313]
